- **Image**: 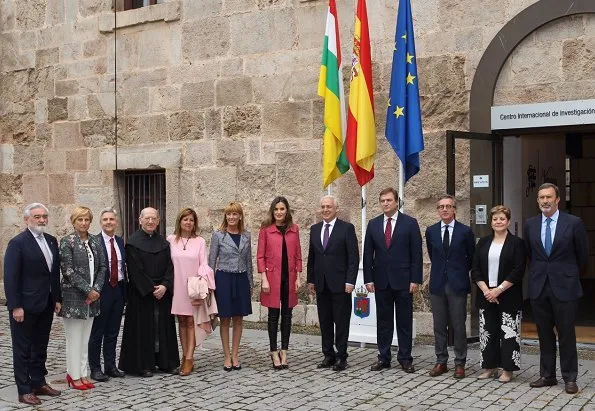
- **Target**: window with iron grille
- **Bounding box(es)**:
[120,170,166,240]
[123,0,161,10]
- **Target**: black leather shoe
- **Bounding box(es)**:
[530,377,558,388]
[370,360,391,371]
[565,381,579,394]
[90,369,109,382]
[317,357,336,369]
[332,359,347,371]
[106,368,125,378]
[159,367,179,375]
[400,362,415,373]
[139,370,153,378]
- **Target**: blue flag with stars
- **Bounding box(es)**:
[385,0,424,182]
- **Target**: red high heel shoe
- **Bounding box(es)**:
[66,374,88,390]
[82,379,95,389]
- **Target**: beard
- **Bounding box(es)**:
[29,225,46,235]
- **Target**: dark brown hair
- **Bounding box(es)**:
[262,196,293,228]
[174,208,198,241]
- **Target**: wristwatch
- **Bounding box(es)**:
[498,284,505,291]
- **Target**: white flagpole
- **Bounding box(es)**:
[398,159,405,212]
[361,184,367,256]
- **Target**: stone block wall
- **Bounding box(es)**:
[1,0,594,312]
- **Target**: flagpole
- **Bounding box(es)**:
[361,185,367,258]
[399,159,405,212]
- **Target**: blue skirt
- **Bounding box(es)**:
[215,270,252,318]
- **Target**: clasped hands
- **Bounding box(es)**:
[84,289,100,305]
[483,288,501,304]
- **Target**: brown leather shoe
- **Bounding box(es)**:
[565,381,579,394]
[33,384,61,396]
[428,363,448,377]
[18,393,41,405]
[400,362,415,373]
[370,360,391,371]
[179,358,194,376]
[453,365,465,379]
[530,377,558,388]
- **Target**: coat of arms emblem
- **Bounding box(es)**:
[353,285,370,319]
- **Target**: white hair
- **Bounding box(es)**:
[23,203,49,217]
[100,207,118,218]
[321,195,338,208]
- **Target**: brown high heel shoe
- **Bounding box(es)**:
[279,350,288,369]
[270,351,282,370]
[179,358,194,376]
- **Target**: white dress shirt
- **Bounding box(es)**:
[101,231,124,281]
[29,228,53,271]
[441,219,455,241]
[320,217,337,245]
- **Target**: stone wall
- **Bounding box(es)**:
[1,0,593,315]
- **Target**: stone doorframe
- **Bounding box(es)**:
[469,0,595,133]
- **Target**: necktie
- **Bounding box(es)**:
[443,224,450,253]
[544,217,552,256]
[38,235,52,271]
[110,238,119,287]
[322,223,330,249]
[385,218,392,248]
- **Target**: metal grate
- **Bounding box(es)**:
[122,170,166,240]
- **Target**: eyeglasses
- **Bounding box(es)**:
[437,204,455,210]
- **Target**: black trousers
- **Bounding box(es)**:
[316,286,351,361]
[376,288,413,364]
[531,280,578,382]
[268,307,292,351]
[9,296,54,395]
[479,306,521,371]
[89,281,125,371]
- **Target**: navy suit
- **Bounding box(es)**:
[4,229,61,395]
[524,212,588,383]
[425,220,475,366]
[88,233,127,373]
[363,212,423,365]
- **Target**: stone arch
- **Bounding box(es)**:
[469,0,595,133]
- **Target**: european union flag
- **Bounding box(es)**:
[385,0,424,182]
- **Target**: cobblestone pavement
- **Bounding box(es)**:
[0,311,593,410]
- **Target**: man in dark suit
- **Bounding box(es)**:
[4,203,62,405]
[307,195,359,371]
[364,187,423,373]
[524,183,588,395]
[88,208,127,381]
[425,195,475,379]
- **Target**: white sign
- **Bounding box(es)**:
[475,205,488,225]
[491,99,595,130]
[473,175,489,188]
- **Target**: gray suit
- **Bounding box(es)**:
[58,233,106,319]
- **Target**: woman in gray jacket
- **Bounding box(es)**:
[59,206,105,390]
[209,202,253,371]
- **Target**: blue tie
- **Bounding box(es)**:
[544,217,552,256]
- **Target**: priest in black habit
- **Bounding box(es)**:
[118,207,180,377]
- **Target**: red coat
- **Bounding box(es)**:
[257,224,303,308]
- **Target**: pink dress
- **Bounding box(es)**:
[167,235,215,316]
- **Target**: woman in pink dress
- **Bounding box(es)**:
[167,208,214,376]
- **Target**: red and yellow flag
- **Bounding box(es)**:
[345,0,376,187]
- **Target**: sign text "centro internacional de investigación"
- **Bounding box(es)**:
[491,99,595,130]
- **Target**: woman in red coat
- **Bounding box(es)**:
[258,196,302,369]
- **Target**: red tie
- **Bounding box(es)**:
[109,238,118,287]
[385,217,392,248]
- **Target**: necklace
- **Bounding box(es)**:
[182,236,191,250]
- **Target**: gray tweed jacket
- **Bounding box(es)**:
[58,232,106,319]
[208,230,253,287]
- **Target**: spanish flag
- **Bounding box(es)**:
[318,0,349,189]
[346,0,376,187]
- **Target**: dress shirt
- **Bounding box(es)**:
[320,217,337,245]
[29,228,53,271]
[541,209,559,249]
[383,212,398,237]
[82,240,95,285]
[441,219,455,241]
[101,231,124,281]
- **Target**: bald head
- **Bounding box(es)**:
[139,207,160,234]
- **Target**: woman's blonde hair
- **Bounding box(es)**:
[70,206,93,224]
[490,205,511,221]
[219,202,245,232]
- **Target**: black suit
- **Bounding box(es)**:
[4,229,61,395]
[88,233,127,373]
[363,212,423,365]
[307,219,359,361]
[524,211,588,382]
